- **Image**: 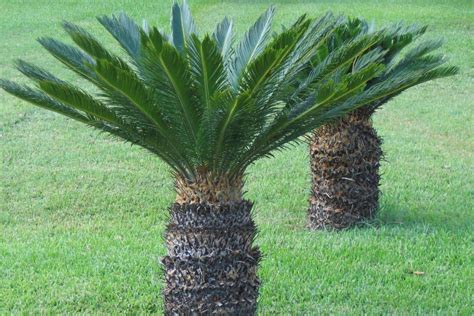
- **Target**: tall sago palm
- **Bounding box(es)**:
[1,2,411,313]
[306,18,458,229]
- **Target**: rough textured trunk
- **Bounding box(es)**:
[163,174,260,315]
[308,108,382,230]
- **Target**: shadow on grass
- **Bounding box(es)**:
[375,201,472,232]
[297,200,473,233]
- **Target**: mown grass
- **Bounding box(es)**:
[1,0,473,314]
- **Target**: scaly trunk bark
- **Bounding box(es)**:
[308,108,382,230]
[163,173,260,315]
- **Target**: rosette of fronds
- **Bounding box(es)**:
[309,18,458,115]
[1,3,394,195]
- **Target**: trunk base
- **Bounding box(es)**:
[163,201,260,315]
[308,109,382,230]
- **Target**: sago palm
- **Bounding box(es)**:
[306,18,458,229]
[1,2,410,313]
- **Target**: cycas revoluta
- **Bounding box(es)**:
[306,18,458,230]
[1,1,406,313]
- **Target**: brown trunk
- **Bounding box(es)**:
[308,108,382,229]
[163,173,260,315]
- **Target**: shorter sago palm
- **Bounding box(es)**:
[1,2,408,313]
[306,18,458,229]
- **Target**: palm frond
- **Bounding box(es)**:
[187,35,230,109]
[15,59,64,83]
[97,12,141,61]
[230,6,275,88]
[171,0,197,52]
[255,13,340,112]
[57,22,173,134]
[93,58,169,134]
[381,23,427,63]
[38,80,122,124]
[62,21,131,72]
[37,37,97,79]
[0,79,88,122]
[140,27,199,145]
[10,60,121,124]
[213,17,233,58]
[292,31,385,101]
[388,39,444,73]
[354,64,458,113]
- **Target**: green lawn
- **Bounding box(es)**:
[1,0,473,314]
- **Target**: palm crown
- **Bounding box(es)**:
[1,2,408,189]
[309,18,458,115]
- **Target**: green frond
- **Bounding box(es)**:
[187,35,229,109]
[258,13,339,109]
[353,47,385,71]
[389,39,444,72]
[38,36,160,135]
[213,17,233,58]
[381,23,427,63]
[242,31,301,97]
[230,6,275,88]
[171,0,197,52]
[63,22,113,61]
[418,65,459,82]
[211,18,308,166]
[38,80,122,124]
[58,21,174,133]
[198,90,239,169]
[352,64,457,114]
[294,31,385,100]
[8,60,120,124]
[365,36,457,112]
[292,62,384,125]
[297,17,456,117]
[97,12,141,60]
[93,58,169,135]
[37,37,97,80]
[238,22,310,130]
[15,59,64,83]
[62,21,131,72]
[0,79,88,122]
[140,27,199,144]
[287,12,339,68]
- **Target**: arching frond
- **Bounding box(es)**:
[0,79,88,122]
[38,80,122,124]
[37,37,97,80]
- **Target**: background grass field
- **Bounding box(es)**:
[1,0,473,314]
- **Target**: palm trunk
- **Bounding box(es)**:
[308,108,382,229]
[163,174,260,315]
